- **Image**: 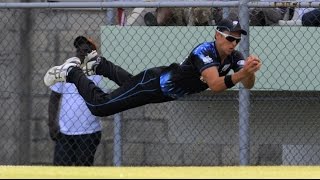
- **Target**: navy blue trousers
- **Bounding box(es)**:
[67,58,173,117]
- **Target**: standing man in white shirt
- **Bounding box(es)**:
[48,36,106,166]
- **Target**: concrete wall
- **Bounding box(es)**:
[119,91,320,166]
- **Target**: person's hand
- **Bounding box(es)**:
[242,55,262,76]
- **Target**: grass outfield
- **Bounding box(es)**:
[1,166,320,179]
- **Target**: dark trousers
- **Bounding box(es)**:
[67,59,173,117]
[53,131,101,166]
[302,9,320,26]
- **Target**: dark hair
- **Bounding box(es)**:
[74,36,97,50]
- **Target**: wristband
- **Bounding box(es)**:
[224,75,235,88]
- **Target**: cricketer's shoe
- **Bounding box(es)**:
[43,57,81,86]
[82,50,101,76]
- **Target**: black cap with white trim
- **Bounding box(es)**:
[216,19,247,35]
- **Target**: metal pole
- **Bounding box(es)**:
[18,2,32,164]
[105,0,116,25]
[113,113,122,166]
[222,0,229,19]
[238,0,250,166]
[0,1,240,8]
[104,0,122,166]
[2,1,320,9]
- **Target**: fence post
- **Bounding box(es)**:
[222,0,230,18]
[114,0,124,167]
[19,6,32,165]
[238,0,250,166]
[105,0,117,25]
[113,113,122,166]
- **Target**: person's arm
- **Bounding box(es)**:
[240,73,256,89]
[201,67,247,93]
[48,91,62,141]
[201,55,261,92]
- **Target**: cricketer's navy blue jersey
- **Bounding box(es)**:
[160,41,245,99]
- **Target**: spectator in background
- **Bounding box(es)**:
[291,0,320,26]
[145,1,287,27]
[144,7,217,26]
[144,7,187,26]
[249,7,286,26]
[301,8,320,26]
[155,7,187,26]
[223,0,287,26]
[48,36,105,166]
[186,7,216,26]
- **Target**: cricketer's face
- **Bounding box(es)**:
[216,30,242,55]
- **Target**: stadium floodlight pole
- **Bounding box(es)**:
[238,0,250,166]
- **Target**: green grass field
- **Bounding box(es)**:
[1,166,320,179]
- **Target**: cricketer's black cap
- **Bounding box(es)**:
[216,19,247,35]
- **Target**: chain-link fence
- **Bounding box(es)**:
[1,1,320,166]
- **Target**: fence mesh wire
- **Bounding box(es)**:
[1,3,320,166]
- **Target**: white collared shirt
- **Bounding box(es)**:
[50,75,108,135]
